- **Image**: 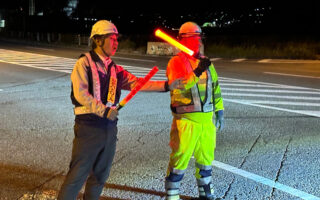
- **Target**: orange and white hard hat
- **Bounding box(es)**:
[90,20,118,39]
[179,22,202,38]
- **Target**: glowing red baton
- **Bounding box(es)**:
[155,29,194,56]
[116,66,159,110]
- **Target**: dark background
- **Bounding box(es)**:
[0,0,319,35]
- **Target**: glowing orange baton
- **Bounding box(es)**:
[155,29,194,56]
[116,66,159,110]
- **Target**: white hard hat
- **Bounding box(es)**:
[179,22,202,37]
[90,20,118,39]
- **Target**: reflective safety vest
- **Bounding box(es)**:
[74,52,118,115]
[170,53,214,114]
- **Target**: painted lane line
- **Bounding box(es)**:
[223,93,320,101]
[224,98,320,118]
[232,58,246,62]
[0,59,70,74]
[242,100,320,107]
[264,72,320,79]
[220,83,318,90]
[213,160,320,200]
[112,56,156,63]
[210,58,221,61]
[259,59,320,64]
[0,89,3,92]
[220,77,320,92]
[258,59,272,63]
[222,88,320,94]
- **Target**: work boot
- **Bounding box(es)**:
[165,172,184,200]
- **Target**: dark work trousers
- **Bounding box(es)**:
[58,120,117,200]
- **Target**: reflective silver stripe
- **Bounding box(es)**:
[203,69,213,112]
[167,189,179,195]
[85,53,101,100]
[197,176,212,185]
[166,195,180,200]
[173,53,213,114]
[198,183,214,197]
[165,180,181,189]
[74,106,92,115]
[170,168,186,175]
[199,190,206,196]
[195,162,213,170]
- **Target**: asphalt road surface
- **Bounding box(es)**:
[0,42,320,200]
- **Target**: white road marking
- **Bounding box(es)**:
[224,98,320,118]
[259,59,320,64]
[210,58,221,61]
[258,59,272,63]
[223,93,320,100]
[0,89,3,92]
[222,88,320,94]
[213,160,320,200]
[112,56,156,63]
[264,72,320,79]
[232,58,246,62]
[220,83,318,90]
[241,100,320,107]
[220,77,320,91]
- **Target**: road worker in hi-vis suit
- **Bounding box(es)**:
[165,22,225,200]
[58,20,181,200]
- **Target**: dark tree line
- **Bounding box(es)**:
[1,0,319,35]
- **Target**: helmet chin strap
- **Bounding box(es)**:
[101,47,110,58]
[99,40,110,57]
[95,38,110,58]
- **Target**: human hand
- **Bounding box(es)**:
[107,106,118,121]
[215,110,225,132]
[169,78,185,90]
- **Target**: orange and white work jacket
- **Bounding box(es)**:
[71,50,141,124]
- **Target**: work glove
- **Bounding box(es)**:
[164,78,185,91]
[106,106,118,121]
[193,56,211,77]
[165,78,185,91]
[215,110,225,132]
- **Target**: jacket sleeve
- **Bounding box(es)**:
[210,64,224,112]
[166,56,199,91]
[71,56,108,118]
[117,65,142,90]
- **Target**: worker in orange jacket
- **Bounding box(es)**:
[165,22,224,200]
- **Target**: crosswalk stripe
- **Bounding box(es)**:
[222,88,320,94]
[220,83,315,90]
[223,93,320,100]
[264,72,320,79]
[242,100,320,107]
[224,99,320,118]
[220,77,320,91]
[1,48,319,117]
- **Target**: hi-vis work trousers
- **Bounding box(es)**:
[165,117,216,200]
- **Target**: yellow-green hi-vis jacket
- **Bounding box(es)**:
[167,52,224,123]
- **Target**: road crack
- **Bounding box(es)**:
[220,134,261,199]
[270,137,292,199]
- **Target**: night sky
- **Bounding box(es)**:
[0,0,319,35]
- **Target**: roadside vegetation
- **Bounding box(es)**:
[204,34,320,60]
[1,32,319,60]
[118,34,320,60]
